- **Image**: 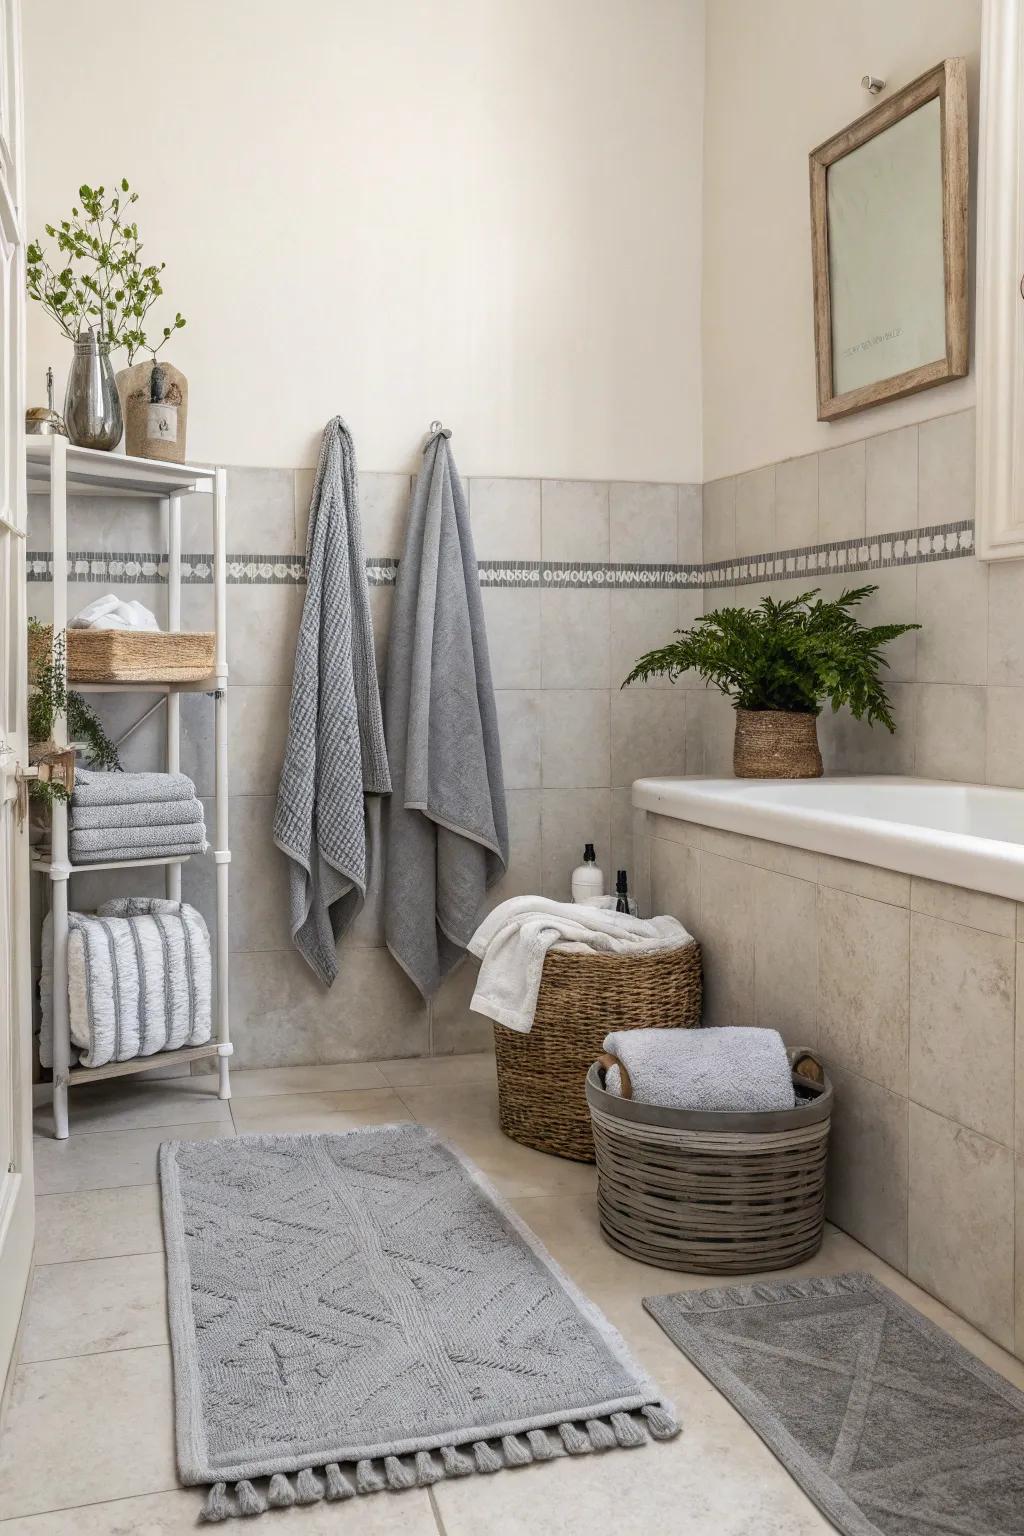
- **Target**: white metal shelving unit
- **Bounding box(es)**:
[28,435,231,1138]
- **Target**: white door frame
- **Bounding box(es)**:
[975,0,1024,559]
[0,0,34,1414]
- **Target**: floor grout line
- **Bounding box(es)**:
[0,1484,188,1526]
[32,1250,164,1271]
[427,1484,451,1534]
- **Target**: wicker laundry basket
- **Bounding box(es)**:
[29,623,215,683]
[493,940,702,1164]
[585,1052,832,1274]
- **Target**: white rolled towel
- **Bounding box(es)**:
[70,593,161,632]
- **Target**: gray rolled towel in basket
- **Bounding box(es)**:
[602,1026,795,1113]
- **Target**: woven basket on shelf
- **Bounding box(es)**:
[29,623,215,684]
[586,1053,832,1274]
[494,941,702,1164]
[733,707,823,778]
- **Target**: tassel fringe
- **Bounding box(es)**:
[198,1405,676,1518]
[324,1463,355,1500]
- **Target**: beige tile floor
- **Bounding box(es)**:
[4,1051,1023,1534]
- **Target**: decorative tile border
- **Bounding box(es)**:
[26,519,974,591]
[704,520,975,590]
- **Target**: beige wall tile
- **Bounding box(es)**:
[818,684,917,776]
[818,885,909,1092]
[909,913,1014,1146]
[650,836,701,933]
[916,556,988,685]
[494,690,541,789]
[855,565,918,682]
[229,947,428,1068]
[988,561,1024,686]
[540,589,611,689]
[774,454,818,548]
[481,588,541,689]
[677,483,703,563]
[219,584,303,685]
[541,787,611,901]
[826,1063,908,1272]
[865,424,918,535]
[916,683,986,783]
[611,786,634,889]
[911,877,1016,938]
[540,690,610,787]
[609,481,678,563]
[734,465,775,557]
[485,789,541,910]
[753,867,817,1047]
[699,851,755,1025]
[631,806,651,914]
[909,1103,1014,1350]
[468,477,540,560]
[610,589,681,690]
[918,410,975,525]
[541,479,609,561]
[357,471,411,558]
[702,476,736,563]
[226,465,299,553]
[985,687,1024,791]
[818,441,866,542]
[816,853,909,906]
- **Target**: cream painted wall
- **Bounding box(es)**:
[702,0,981,481]
[22,0,705,481]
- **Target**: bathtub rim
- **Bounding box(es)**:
[631,774,1024,903]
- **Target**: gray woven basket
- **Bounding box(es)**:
[585,1053,832,1274]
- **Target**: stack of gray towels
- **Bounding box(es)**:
[69,769,207,865]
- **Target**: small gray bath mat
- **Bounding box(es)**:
[160,1125,678,1520]
[644,1272,1024,1536]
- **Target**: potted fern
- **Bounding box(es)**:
[623,586,919,778]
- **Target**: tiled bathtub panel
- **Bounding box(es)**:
[908,1102,1015,1352]
[825,1062,909,1273]
[638,819,1024,1357]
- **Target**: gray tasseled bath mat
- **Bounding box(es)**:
[644,1272,1024,1536]
[160,1124,678,1520]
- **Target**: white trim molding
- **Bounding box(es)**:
[976,0,1024,559]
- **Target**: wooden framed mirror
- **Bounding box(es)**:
[809,59,968,421]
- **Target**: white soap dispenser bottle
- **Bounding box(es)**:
[571,843,605,905]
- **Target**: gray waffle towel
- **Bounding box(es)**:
[273,418,391,986]
[603,1026,796,1112]
[383,427,508,998]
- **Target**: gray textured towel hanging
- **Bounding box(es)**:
[382,425,508,998]
[274,417,391,986]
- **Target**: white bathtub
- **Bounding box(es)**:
[631,775,1024,902]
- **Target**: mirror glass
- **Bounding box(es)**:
[827,98,945,396]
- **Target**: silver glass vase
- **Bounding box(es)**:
[64,330,123,451]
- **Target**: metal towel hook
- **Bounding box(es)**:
[429,419,444,434]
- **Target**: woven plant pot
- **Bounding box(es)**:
[586,1054,832,1274]
[494,941,702,1164]
[733,708,822,778]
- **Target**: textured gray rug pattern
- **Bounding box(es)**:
[644,1272,1024,1536]
[160,1125,678,1520]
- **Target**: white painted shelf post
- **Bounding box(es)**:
[28,437,233,1138]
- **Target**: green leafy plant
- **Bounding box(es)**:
[623,586,919,731]
[26,178,186,363]
[28,624,121,804]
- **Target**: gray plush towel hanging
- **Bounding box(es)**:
[273,417,391,986]
[383,427,508,998]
